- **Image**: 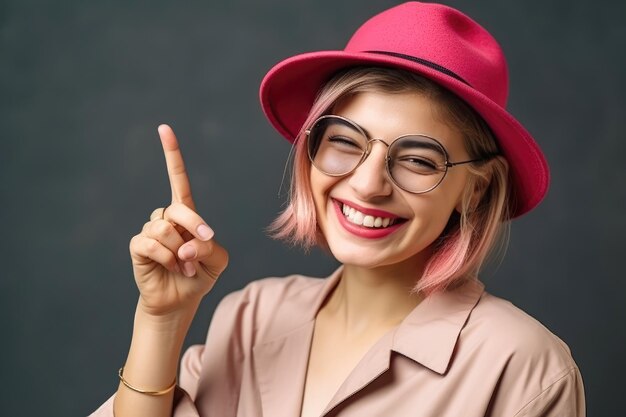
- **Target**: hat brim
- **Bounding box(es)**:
[260,51,549,218]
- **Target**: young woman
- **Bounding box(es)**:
[92,2,585,416]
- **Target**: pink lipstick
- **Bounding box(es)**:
[332,199,406,239]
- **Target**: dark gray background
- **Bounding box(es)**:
[1,0,624,415]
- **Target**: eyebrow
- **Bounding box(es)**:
[359,125,373,138]
[333,115,446,153]
[344,120,371,137]
[394,137,444,153]
[333,116,372,138]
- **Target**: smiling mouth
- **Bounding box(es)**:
[339,202,404,228]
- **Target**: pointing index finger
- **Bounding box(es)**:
[158,124,195,209]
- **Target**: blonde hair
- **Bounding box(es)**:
[269,67,511,295]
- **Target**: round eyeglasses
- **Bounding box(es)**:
[305,115,491,194]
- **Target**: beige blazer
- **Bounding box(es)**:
[91,268,585,416]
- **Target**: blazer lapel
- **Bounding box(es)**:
[321,330,394,416]
[253,321,316,417]
[321,278,485,415]
[249,270,483,416]
[252,268,344,417]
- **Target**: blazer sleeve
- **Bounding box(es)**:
[88,289,248,417]
[513,366,586,417]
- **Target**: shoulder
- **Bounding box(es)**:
[466,291,575,367]
[459,291,584,415]
[218,273,325,316]
[213,272,328,343]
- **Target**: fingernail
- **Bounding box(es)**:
[179,244,197,260]
[197,224,214,241]
[174,263,182,273]
[183,262,196,277]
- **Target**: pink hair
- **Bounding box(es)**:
[268,67,511,295]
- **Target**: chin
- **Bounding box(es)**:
[327,237,429,270]
[321,222,432,272]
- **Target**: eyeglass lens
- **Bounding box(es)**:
[307,116,449,193]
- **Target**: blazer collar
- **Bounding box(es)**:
[324,271,485,414]
[252,267,484,416]
[392,278,485,375]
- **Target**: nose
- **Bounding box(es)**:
[347,140,394,199]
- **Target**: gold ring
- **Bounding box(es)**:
[150,207,166,221]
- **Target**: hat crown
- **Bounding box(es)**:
[345,2,509,107]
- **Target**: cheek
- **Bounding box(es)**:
[410,174,469,236]
[442,170,471,210]
[309,168,337,225]
[408,197,455,242]
[309,168,324,207]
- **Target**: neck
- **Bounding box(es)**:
[322,255,428,335]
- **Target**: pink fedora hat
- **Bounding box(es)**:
[260,1,549,217]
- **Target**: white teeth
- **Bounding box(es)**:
[340,203,396,228]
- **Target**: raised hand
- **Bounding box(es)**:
[129,125,229,317]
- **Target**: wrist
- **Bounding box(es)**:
[134,301,198,339]
[122,304,196,394]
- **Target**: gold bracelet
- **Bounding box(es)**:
[118,367,176,396]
